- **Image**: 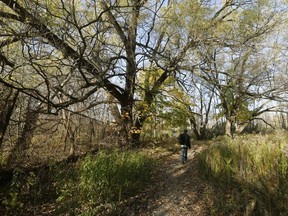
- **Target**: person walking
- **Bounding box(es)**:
[178,129,191,164]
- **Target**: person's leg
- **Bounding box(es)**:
[184,148,188,162]
[181,147,185,163]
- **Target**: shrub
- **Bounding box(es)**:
[80,150,154,204]
[56,150,155,214]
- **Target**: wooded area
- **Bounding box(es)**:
[1,0,288,215]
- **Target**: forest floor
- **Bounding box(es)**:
[120,142,215,216]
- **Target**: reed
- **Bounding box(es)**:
[198,131,288,215]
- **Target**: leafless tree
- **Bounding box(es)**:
[0,0,285,146]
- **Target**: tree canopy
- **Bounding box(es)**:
[0,0,288,145]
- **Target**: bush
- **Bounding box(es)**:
[56,150,155,214]
[198,133,288,215]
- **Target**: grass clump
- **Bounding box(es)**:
[56,150,155,215]
[198,132,288,215]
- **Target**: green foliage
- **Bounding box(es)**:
[2,168,25,209]
[1,168,52,212]
[55,150,155,214]
[55,163,80,207]
[136,67,193,133]
[198,132,288,215]
[80,150,154,204]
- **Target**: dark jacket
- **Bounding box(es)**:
[178,133,191,149]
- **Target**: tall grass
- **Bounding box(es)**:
[55,150,155,215]
[198,131,288,215]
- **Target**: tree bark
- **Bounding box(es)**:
[0,88,19,148]
[6,98,40,165]
[225,118,233,138]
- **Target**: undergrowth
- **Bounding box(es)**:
[1,149,155,215]
[198,131,288,215]
[55,150,155,215]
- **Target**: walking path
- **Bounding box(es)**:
[122,144,214,215]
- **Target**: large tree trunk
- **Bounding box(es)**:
[131,115,146,147]
[189,116,209,140]
[6,98,40,165]
[225,118,233,138]
[62,111,76,157]
[109,95,143,148]
[119,101,134,147]
[189,116,201,139]
[0,88,19,148]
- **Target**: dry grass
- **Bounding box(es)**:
[198,131,288,215]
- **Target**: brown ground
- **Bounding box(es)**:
[121,144,214,216]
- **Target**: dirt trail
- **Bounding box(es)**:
[122,144,213,216]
